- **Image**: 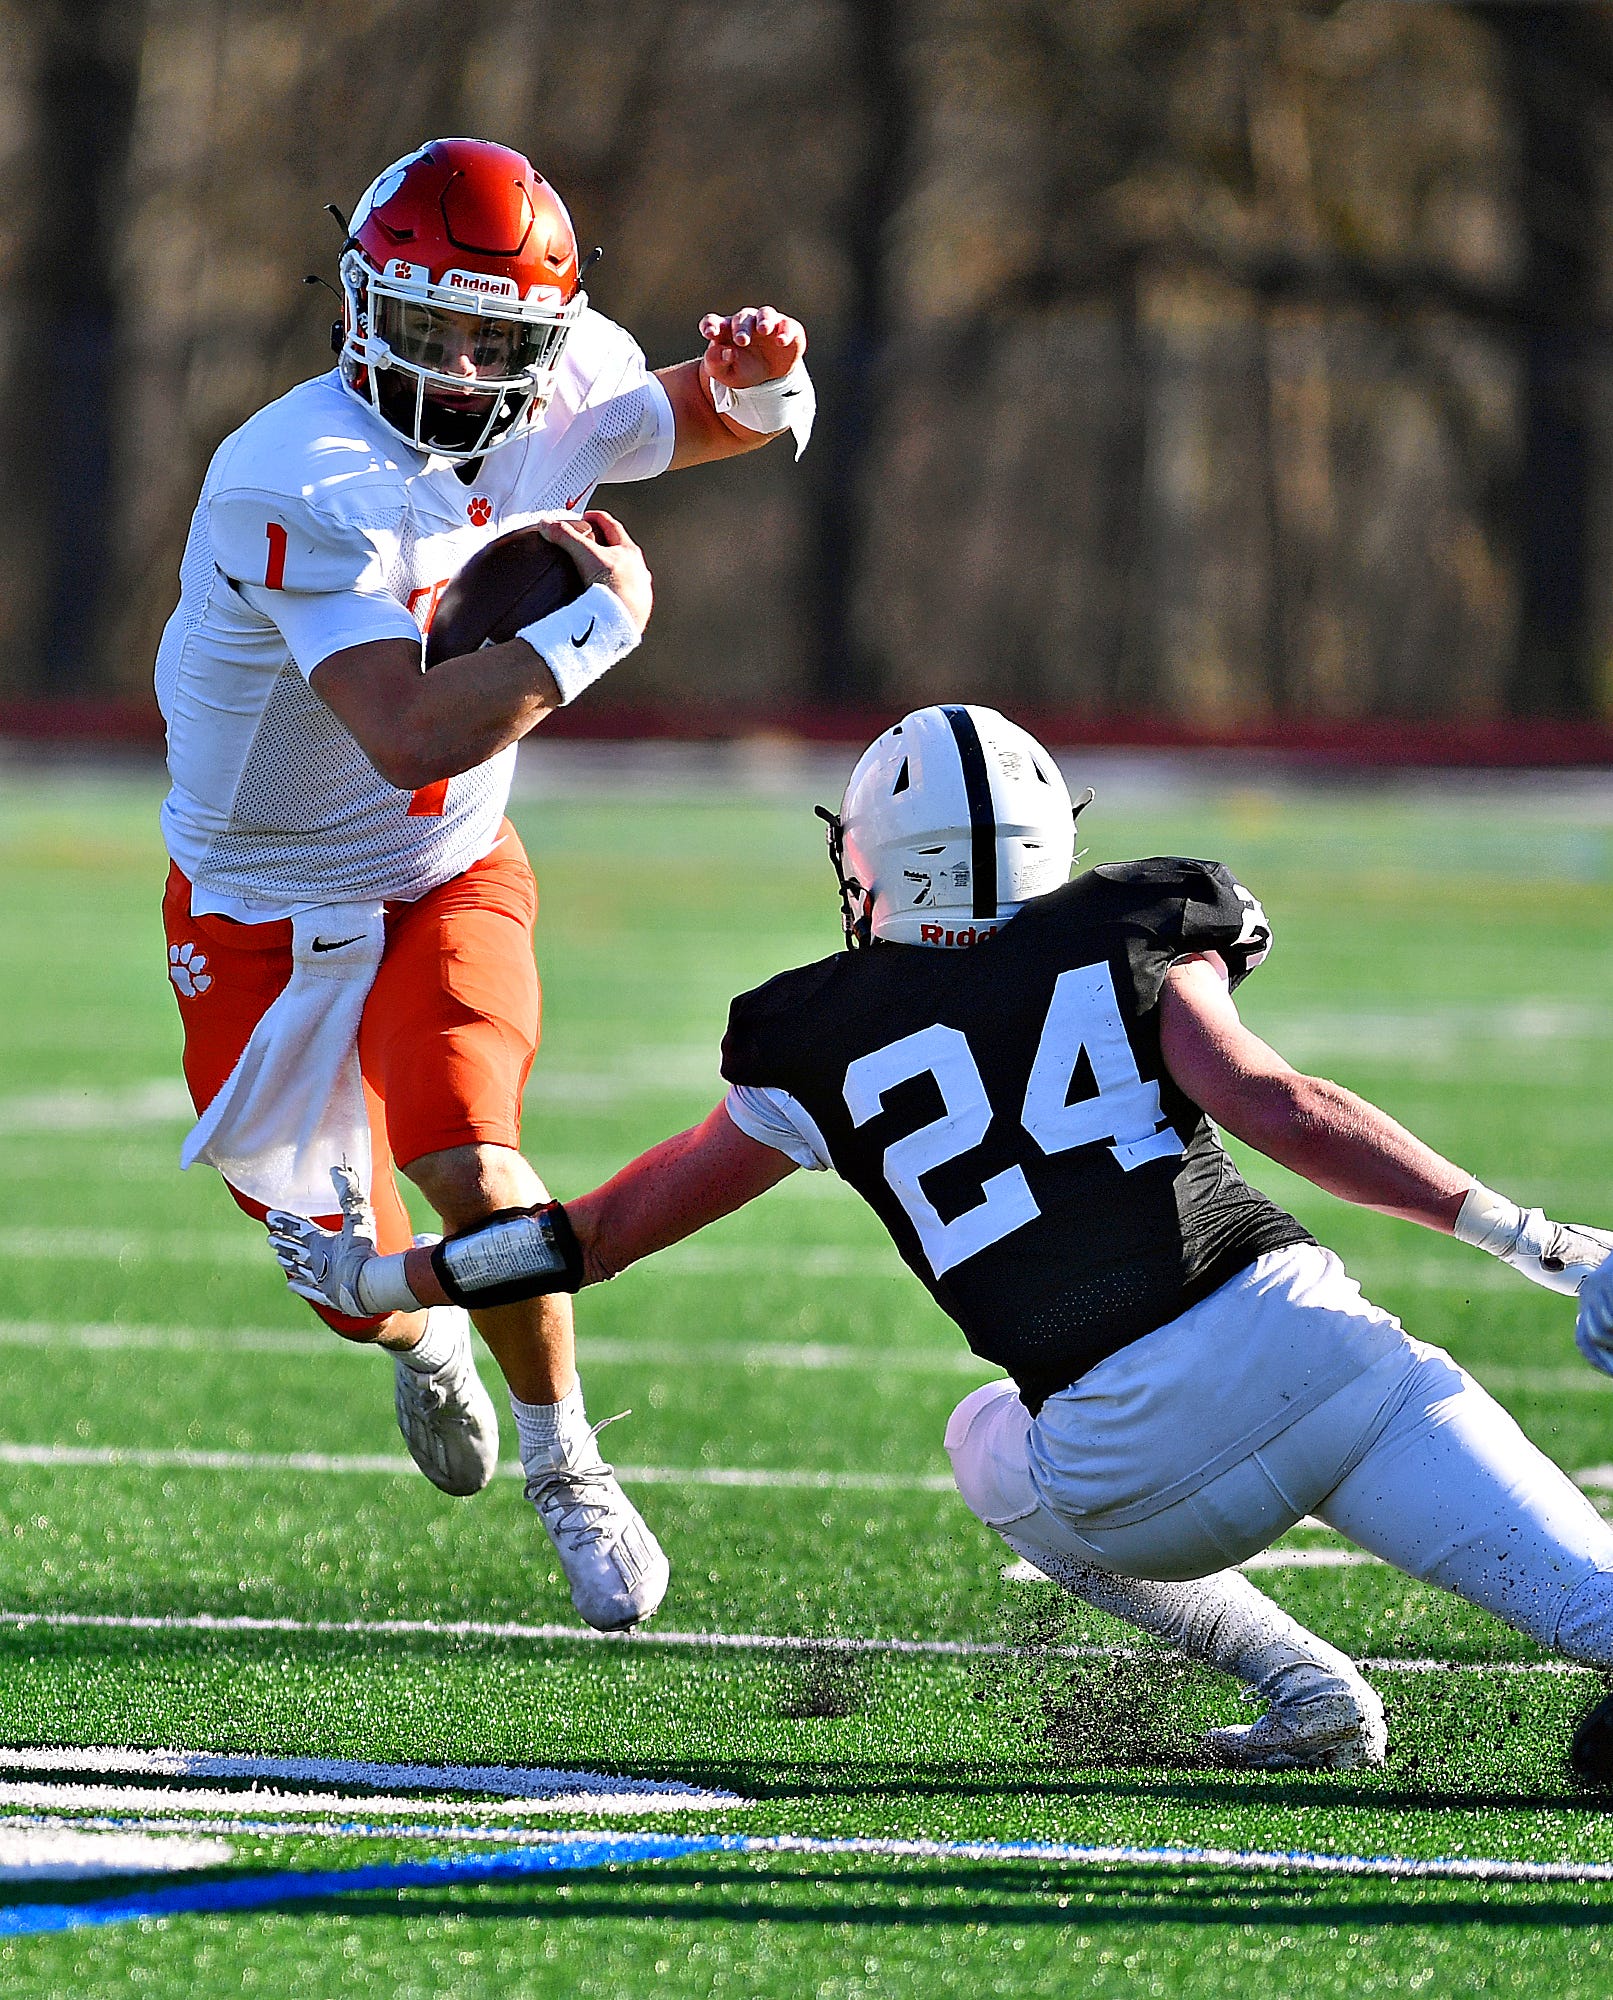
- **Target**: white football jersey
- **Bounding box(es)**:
[156,310,673,919]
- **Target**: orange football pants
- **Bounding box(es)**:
[163,823,541,1333]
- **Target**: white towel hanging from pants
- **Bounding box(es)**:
[180,903,387,1215]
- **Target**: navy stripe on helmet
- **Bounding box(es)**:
[940,706,996,919]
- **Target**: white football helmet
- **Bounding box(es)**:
[820,706,1085,948]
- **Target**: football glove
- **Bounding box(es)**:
[267,1164,386,1319]
[1575,1256,1613,1378]
[1454,1182,1613,1298]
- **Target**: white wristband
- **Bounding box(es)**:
[1453,1181,1525,1257]
[709,356,816,460]
[355,1250,420,1316]
[518,582,641,706]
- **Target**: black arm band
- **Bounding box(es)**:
[429,1201,585,1308]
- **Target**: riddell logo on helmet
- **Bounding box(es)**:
[919,922,1002,948]
[442,269,519,300]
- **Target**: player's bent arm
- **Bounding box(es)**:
[1160,953,1613,1297]
[311,634,564,790]
[310,512,650,789]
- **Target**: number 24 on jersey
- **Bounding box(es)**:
[843,961,1182,1279]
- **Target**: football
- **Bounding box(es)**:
[425,523,588,667]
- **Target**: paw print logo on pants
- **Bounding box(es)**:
[467,497,492,526]
[169,941,212,997]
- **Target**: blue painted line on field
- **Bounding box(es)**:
[0,1832,737,1937]
[5,1829,1613,1934]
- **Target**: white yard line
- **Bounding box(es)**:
[0,1781,734,1819]
[7,1434,1613,1500]
[0,1813,627,1845]
[0,1747,743,1807]
[0,1082,193,1137]
[0,1605,1584,1675]
[0,1320,988,1376]
[0,1827,231,1881]
[0,1440,956,1491]
[750,1833,1613,1887]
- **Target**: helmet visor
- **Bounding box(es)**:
[371,295,566,387]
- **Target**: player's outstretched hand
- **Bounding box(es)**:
[266,1164,381,1320]
[1496,1212,1613,1296]
[1576,1254,1613,1376]
[537,510,652,635]
[698,306,806,391]
[1455,1186,1613,1297]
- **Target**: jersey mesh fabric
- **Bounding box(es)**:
[720,860,1312,1412]
[200,662,514,905]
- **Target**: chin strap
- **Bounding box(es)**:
[815,805,871,949]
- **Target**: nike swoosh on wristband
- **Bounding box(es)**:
[570,619,596,646]
[311,936,363,953]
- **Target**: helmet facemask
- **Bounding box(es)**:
[815,804,873,950]
[339,249,583,462]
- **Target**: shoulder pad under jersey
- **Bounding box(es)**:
[1086,857,1273,986]
[205,377,409,588]
[721,955,846,1086]
[553,307,651,405]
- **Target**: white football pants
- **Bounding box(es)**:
[948,1343,1613,1663]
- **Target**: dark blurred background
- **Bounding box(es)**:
[6,0,1613,740]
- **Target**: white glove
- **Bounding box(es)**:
[1454,1182,1613,1298]
[1575,1256,1613,1377]
[266,1164,382,1319]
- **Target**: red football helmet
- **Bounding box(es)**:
[336,138,586,461]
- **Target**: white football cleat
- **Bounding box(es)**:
[393,1306,500,1498]
[1205,1676,1387,1772]
[524,1419,669,1631]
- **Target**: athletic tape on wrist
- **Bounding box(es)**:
[1453,1181,1526,1256]
[355,1250,419,1317]
[709,356,815,459]
[518,582,640,706]
[430,1202,585,1308]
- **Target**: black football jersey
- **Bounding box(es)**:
[720,859,1312,1413]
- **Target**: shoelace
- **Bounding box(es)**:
[524,1411,632,1544]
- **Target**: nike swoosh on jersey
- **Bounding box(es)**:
[571,619,596,646]
[311,935,363,953]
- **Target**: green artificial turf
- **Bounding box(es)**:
[0,763,1612,1996]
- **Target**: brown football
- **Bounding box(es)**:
[425,524,587,668]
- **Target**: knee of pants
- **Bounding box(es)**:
[945,1380,1037,1529]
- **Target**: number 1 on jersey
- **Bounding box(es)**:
[263,521,287,590]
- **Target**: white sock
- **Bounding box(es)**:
[1008,1541,1367,1703]
[510,1378,590,1466]
[397,1304,468,1376]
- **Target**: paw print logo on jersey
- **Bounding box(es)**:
[467,497,492,526]
[168,941,212,998]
